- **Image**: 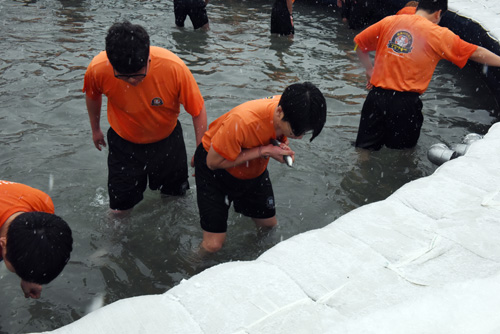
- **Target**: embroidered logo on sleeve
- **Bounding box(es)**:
[388,31,413,54]
[151,97,164,106]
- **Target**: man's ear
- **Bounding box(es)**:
[277,106,285,120]
[0,236,7,259]
[0,237,16,273]
[433,9,442,23]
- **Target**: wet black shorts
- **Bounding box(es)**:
[107,121,189,210]
[194,144,276,233]
[355,87,423,151]
[174,0,209,29]
[340,0,352,20]
[271,0,294,36]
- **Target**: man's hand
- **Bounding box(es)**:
[92,129,107,151]
[21,280,42,299]
[266,143,295,165]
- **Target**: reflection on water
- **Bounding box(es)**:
[341,148,427,208]
[0,0,498,333]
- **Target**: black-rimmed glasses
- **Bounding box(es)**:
[113,59,150,80]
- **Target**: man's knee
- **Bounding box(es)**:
[253,217,277,228]
[201,231,226,253]
[201,239,224,253]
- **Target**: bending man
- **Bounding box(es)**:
[194,82,327,253]
[0,180,72,299]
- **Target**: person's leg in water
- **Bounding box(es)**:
[148,121,190,198]
[188,0,210,31]
[174,0,188,28]
[106,128,148,221]
[271,0,294,37]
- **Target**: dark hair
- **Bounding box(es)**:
[279,82,327,142]
[105,20,150,74]
[417,0,447,14]
[6,212,73,285]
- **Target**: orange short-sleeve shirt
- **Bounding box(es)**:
[354,15,478,94]
[83,46,204,144]
[202,96,281,180]
[0,181,54,228]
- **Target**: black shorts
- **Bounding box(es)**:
[107,121,189,210]
[174,0,209,29]
[340,0,352,20]
[271,0,294,36]
[355,87,423,151]
[194,144,276,233]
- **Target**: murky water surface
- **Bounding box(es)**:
[0,0,498,332]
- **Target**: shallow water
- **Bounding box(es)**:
[0,0,498,332]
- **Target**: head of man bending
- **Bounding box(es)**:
[279,82,327,142]
[1,212,73,285]
[105,20,150,74]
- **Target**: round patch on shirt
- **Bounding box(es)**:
[151,97,164,106]
[388,31,413,54]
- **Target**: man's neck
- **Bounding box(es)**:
[415,9,442,24]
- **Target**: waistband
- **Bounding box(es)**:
[372,86,421,97]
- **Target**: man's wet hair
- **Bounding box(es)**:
[105,20,150,74]
[417,0,447,15]
[279,82,327,142]
[6,212,73,285]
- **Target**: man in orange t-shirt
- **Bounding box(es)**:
[83,21,207,213]
[353,0,500,150]
[194,82,327,253]
[0,181,72,299]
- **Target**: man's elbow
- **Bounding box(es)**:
[206,159,220,170]
[207,162,217,170]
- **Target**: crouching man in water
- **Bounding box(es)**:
[0,180,73,299]
[194,82,327,253]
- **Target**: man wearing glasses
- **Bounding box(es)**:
[83,21,207,216]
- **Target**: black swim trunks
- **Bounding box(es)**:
[107,121,189,210]
[174,0,209,30]
[194,144,276,233]
[271,0,294,36]
[355,87,423,150]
